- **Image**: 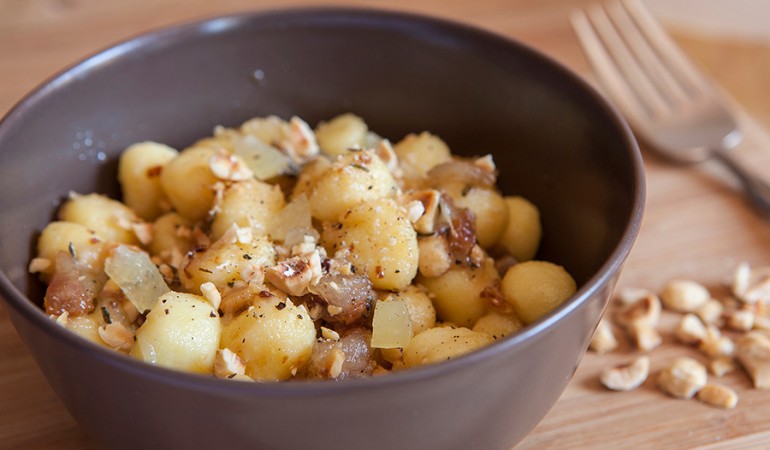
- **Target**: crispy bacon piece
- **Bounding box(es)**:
[300,328,375,380]
[427,160,496,190]
[308,272,375,326]
[439,194,477,263]
[44,251,97,317]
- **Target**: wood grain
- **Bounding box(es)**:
[1,0,769,448]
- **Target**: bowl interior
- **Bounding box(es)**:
[0,9,640,309]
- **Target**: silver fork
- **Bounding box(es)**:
[571,0,770,213]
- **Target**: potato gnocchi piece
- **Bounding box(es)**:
[131,292,221,374]
[309,150,398,222]
[61,311,104,346]
[159,146,219,221]
[447,185,508,249]
[390,285,437,335]
[393,131,452,179]
[314,113,368,158]
[403,326,493,367]
[178,232,275,294]
[418,258,499,328]
[240,115,288,146]
[291,156,332,201]
[36,221,105,279]
[210,179,285,240]
[501,260,576,324]
[324,198,418,291]
[496,196,542,262]
[149,212,195,259]
[59,193,141,245]
[472,311,523,340]
[117,141,178,221]
[220,295,316,381]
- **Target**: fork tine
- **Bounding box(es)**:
[621,0,712,95]
[604,1,690,107]
[573,4,668,119]
[570,9,646,123]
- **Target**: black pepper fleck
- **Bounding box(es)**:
[101,307,112,324]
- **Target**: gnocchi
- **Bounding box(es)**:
[131,292,221,374]
[33,112,575,381]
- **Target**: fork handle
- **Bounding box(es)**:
[712,150,770,214]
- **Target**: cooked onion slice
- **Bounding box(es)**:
[104,245,170,313]
[270,194,318,246]
[232,134,297,180]
[427,160,496,189]
[371,298,413,349]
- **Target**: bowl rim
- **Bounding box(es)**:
[0,6,645,394]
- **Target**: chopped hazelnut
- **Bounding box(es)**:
[735,331,770,389]
[132,223,153,245]
[660,279,710,312]
[694,299,724,326]
[321,326,340,341]
[328,348,345,379]
[698,325,734,358]
[97,323,134,352]
[417,234,452,278]
[374,139,399,174]
[744,277,770,304]
[616,294,662,351]
[28,257,51,274]
[54,311,69,327]
[616,287,654,306]
[209,150,253,181]
[287,116,320,163]
[696,383,738,409]
[675,313,707,345]
[589,318,618,354]
[200,282,222,310]
[600,356,650,391]
[657,357,708,399]
[401,189,441,235]
[725,308,755,332]
[708,356,736,377]
[265,253,319,296]
[732,262,751,299]
[214,348,246,379]
[473,154,496,173]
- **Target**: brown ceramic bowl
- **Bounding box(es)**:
[0,8,643,450]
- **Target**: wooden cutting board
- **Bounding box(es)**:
[2,0,770,448]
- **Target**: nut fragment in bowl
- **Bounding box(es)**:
[0,8,643,450]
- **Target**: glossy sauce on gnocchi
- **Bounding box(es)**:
[31,113,576,381]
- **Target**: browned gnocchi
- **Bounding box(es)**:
[31,113,576,381]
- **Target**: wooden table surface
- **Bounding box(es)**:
[2,0,770,448]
